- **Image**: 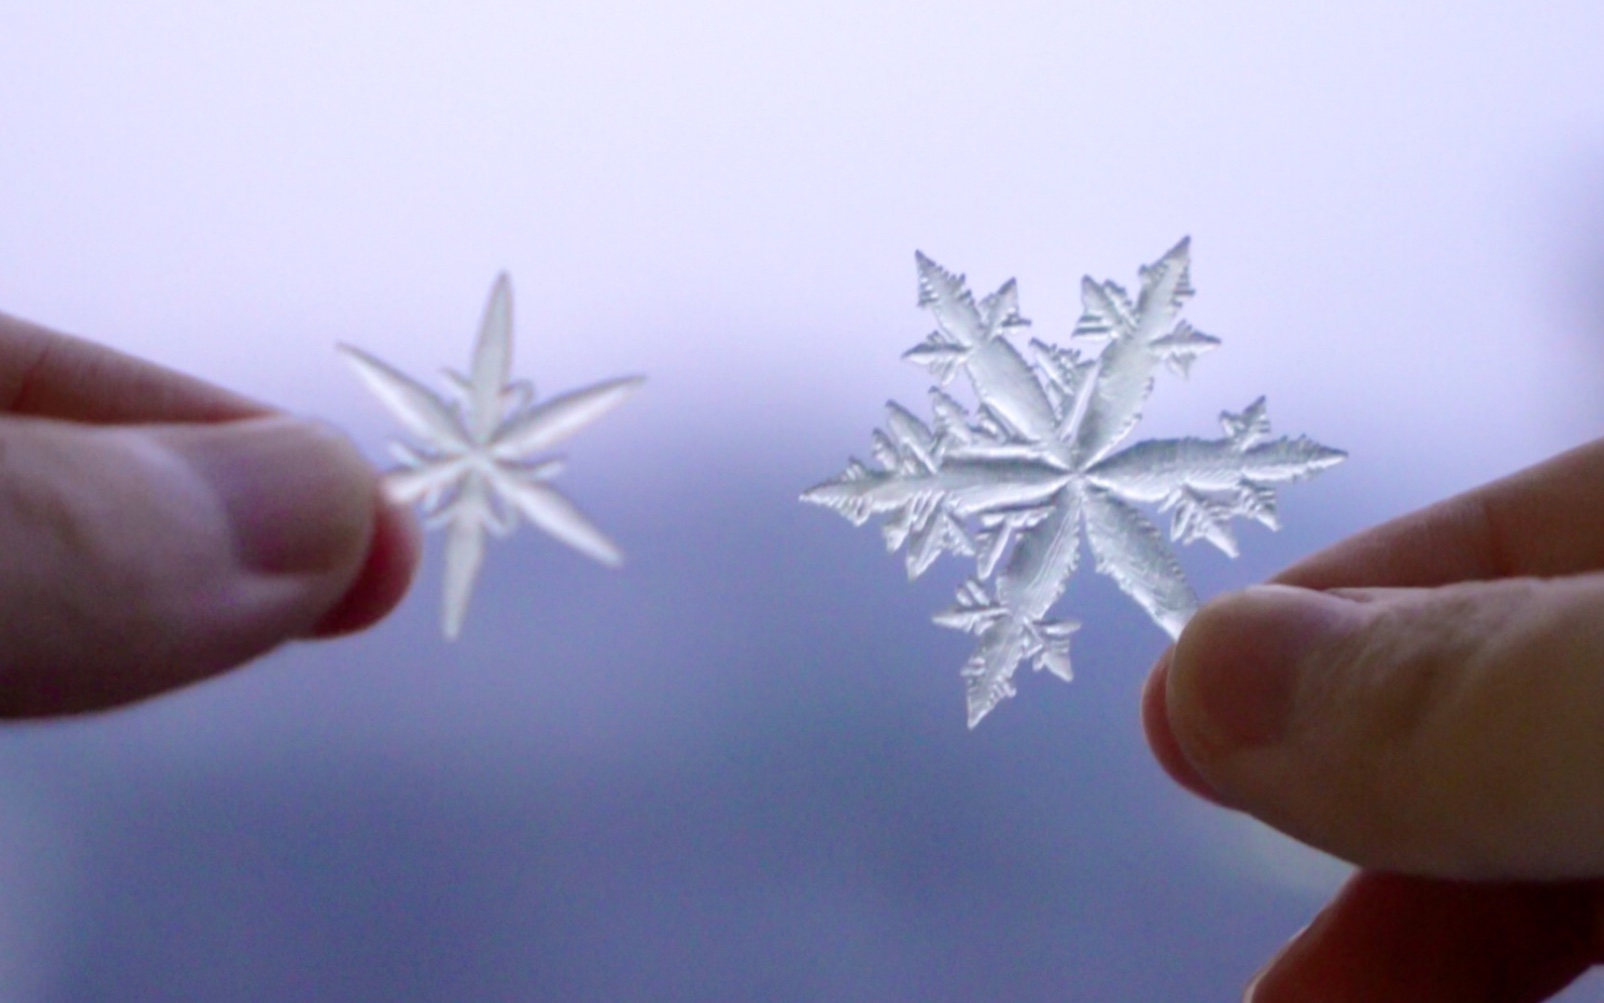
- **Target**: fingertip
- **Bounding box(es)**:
[1141,648,1224,805]
[1171,586,1364,757]
[306,494,422,638]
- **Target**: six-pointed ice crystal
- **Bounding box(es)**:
[339,274,642,639]
[802,240,1345,727]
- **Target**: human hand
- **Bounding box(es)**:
[1143,437,1604,1001]
[0,310,419,715]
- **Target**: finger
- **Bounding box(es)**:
[0,414,402,715]
[1246,871,1604,1003]
[1280,437,1604,589]
[306,494,423,637]
[0,311,264,423]
[1144,439,1604,808]
[1165,579,1604,879]
[1141,651,1222,805]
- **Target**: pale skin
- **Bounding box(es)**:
[1144,436,1604,1001]
[0,311,419,715]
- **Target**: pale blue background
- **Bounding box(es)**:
[2,2,1604,999]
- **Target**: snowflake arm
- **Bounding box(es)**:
[1085,397,1348,557]
[492,474,624,567]
[1080,484,1196,640]
[385,455,472,506]
[944,486,1084,727]
[462,271,514,442]
[336,343,470,451]
[442,486,491,640]
[909,254,1059,442]
[1071,237,1212,465]
[492,376,645,458]
[800,405,1071,579]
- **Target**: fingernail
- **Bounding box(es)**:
[1172,585,1364,754]
[167,417,375,575]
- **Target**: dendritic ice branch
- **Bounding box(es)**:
[802,240,1345,727]
[339,274,643,639]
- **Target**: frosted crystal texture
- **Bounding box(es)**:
[339,274,643,639]
[802,240,1345,727]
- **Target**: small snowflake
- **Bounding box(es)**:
[803,240,1345,727]
[339,274,643,638]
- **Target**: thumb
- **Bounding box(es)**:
[1164,579,1604,881]
[0,414,380,715]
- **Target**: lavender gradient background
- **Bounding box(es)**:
[2,2,1604,999]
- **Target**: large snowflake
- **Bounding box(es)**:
[802,240,1345,727]
[339,274,643,639]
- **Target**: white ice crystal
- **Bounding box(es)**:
[802,240,1345,727]
[339,274,642,639]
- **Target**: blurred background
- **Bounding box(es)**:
[3,1,1604,999]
